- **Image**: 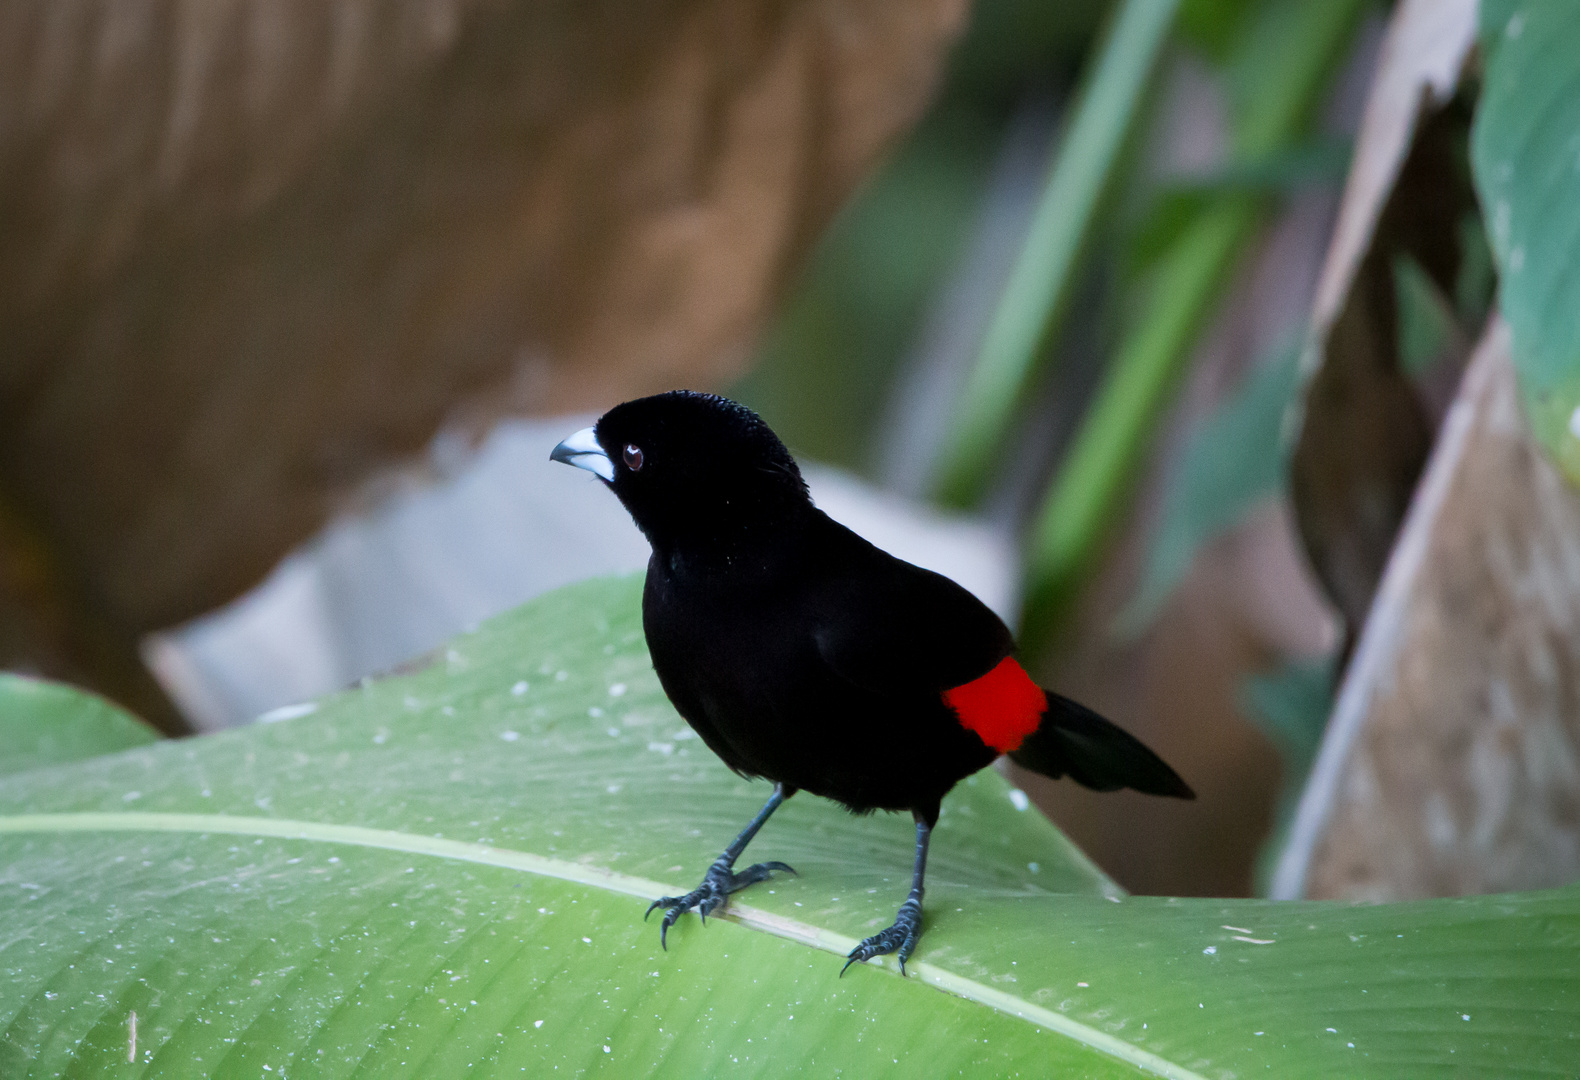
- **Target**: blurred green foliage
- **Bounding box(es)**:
[1393,254,1458,378]
[933,0,1180,508]
[1021,0,1369,653]
[1116,338,1301,636]
[733,0,1110,469]
[1174,0,1257,62]
[1126,138,1350,272]
[1240,654,1337,892]
[1241,656,1335,790]
[732,106,1006,469]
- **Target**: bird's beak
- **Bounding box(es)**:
[550,426,615,481]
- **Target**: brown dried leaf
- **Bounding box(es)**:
[1274,321,1580,900]
[0,0,967,718]
[1288,0,1478,637]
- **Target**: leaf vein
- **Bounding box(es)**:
[0,811,1206,1080]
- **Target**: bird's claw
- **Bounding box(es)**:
[841,897,923,976]
[646,858,796,948]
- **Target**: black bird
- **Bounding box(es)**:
[552,392,1192,973]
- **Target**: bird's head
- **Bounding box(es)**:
[551,391,809,555]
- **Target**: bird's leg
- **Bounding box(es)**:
[646,783,796,948]
[843,812,931,976]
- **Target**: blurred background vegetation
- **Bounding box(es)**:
[3,0,1579,908]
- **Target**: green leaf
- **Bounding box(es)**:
[1176,0,1258,64]
[1019,0,1369,654]
[1393,253,1458,377]
[1239,655,1336,894]
[932,0,1182,508]
[1022,199,1259,652]
[1477,0,1526,67]
[2,575,1577,1076]
[1454,210,1497,326]
[0,673,159,778]
[1471,0,1580,485]
[734,0,1112,474]
[1241,656,1335,776]
[1128,139,1352,273]
[1116,338,1301,635]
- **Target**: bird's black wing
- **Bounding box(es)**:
[804,512,1013,699]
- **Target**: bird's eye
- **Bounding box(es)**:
[623,444,644,471]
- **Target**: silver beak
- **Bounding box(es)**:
[550,426,615,481]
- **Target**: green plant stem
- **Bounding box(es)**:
[1022,200,1257,650]
[932,0,1181,509]
[1019,0,1368,654]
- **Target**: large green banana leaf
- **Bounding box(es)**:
[1,575,1575,1076]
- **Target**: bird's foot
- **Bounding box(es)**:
[841,896,923,976]
[645,857,795,948]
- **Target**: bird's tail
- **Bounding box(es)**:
[1009,692,1194,799]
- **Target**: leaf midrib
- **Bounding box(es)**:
[0,810,1203,1080]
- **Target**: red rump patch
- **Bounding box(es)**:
[942,657,1046,753]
